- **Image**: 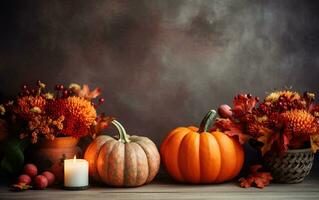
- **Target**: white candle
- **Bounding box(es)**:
[64,156,88,188]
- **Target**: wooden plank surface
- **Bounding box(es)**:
[1,176,319,200]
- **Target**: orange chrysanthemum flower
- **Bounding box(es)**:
[281,110,318,136]
[265,90,301,103]
[46,97,97,137]
[64,96,97,128]
[15,96,46,118]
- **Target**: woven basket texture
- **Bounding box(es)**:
[263,148,314,183]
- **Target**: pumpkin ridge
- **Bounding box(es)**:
[124,143,136,186]
[213,131,238,182]
[134,142,149,186]
[107,142,125,186]
[229,139,244,180]
[198,132,202,182]
[160,131,177,172]
[134,143,143,187]
[134,137,160,183]
[134,141,150,183]
[84,135,112,182]
[211,132,223,182]
[178,131,200,183]
[163,128,189,182]
[123,142,128,186]
[227,138,238,179]
[97,139,117,184]
[176,129,192,182]
[199,132,221,183]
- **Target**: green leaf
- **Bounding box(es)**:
[0,138,30,176]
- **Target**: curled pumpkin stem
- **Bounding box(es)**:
[112,120,130,143]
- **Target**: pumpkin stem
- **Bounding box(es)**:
[111,120,131,143]
[198,110,217,133]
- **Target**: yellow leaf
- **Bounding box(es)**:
[310,135,319,153]
[257,129,278,156]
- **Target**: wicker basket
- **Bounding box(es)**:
[262,148,314,183]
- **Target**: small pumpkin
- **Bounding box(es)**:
[160,110,244,184]
[84,120,160,187]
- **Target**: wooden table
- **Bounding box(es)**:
[1,176,319,200]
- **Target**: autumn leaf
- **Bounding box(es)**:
[256,128,278,156]
[69,84,101,100]
[239,165,273,189]
[12,183,32,191]
[214,118,250,144]
[232,94,258,119]
[238,177,254,188]
[310,135,319,153]
[288,134,308,149]
[272,133,291,157]
[90,115,114,138]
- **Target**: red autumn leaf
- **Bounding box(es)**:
[281,133,290,152]
[232,94,258,119]
[254,172,273,188]
[239,165,273,189]
[214,118,250,144]
[239,177,254,188]
[269,132,292,157]
[249,164,263,173]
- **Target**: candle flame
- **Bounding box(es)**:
[73,155,76,163]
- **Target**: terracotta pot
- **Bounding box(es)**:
[29,137,81,183]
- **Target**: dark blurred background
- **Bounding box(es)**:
[1,0,319,175]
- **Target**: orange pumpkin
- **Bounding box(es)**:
[84,120,160,187]
[160,110,244,184]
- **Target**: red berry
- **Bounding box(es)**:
[23,164,38,177]
[17,174,31,185]
[99,98,105,104]
[54,84,60,90]
[55,84,64,91]
[41,171,55,186]
[62,89,69,97]
[34,175,48,190]
[21,85,28,90]
[67,89,73,95]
